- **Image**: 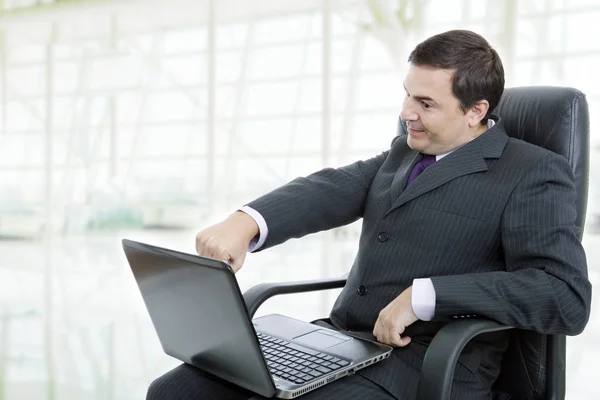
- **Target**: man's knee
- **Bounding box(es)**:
[145,364,249,400]
[146,369,176,400]
[146,364,195,400]
[146,375,164,400]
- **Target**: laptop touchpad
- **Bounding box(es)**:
[293,330,351,349]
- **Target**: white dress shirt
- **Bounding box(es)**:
[240,119,495,321]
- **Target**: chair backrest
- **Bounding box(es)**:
[397,86,590,400]
[492,87,589,400]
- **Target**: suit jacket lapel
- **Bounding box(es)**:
[389,152,420,203]
[385,121,509,217]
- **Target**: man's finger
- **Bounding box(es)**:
[195,236,205,255]
[396,335,412,347]
[229,253,246,273]
[373,319,383,339]
[384,327,395,346]
[204,247,226,261]
[387,333,411,347]
[217,249,232,264]
[375,324,407,347]
[197,237,213,256]
[388,324,411,347]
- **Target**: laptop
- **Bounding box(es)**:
[122,239,393,399]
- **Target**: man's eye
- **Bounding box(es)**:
[421,101,431,109]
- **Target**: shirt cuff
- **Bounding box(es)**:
[239,205,268,252]
[412,278,436,321]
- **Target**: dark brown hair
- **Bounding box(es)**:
[408,30,505,124]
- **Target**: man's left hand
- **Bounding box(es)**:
[373,286,419,347]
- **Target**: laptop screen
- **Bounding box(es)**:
[122,239,276,397]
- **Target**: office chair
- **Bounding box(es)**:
[243,86,590,400]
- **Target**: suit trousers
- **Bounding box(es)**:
[145,320,496,400]
[145,350,497,400]
[146,363,396,400]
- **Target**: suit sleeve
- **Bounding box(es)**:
[430,153,592,335]
[246,150,389,250]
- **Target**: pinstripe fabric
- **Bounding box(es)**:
[147,363,396,399]
[246,117,591,400]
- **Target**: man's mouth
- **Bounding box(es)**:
[407,126,425,135]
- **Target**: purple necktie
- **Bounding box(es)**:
[407,154,436,186]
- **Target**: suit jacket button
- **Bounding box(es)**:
[377,232,389,242]
[357,285,368,296]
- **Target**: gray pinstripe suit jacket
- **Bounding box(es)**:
[247,118,591,399]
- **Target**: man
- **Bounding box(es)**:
[147,30,591,399]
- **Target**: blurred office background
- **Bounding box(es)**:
[0,0,598,398]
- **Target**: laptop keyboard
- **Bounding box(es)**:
[257,333,351,385]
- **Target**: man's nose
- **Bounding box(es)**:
[401,105,418,121]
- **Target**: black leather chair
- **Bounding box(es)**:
[243,87,590,400]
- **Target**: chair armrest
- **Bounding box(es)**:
[416,319,514,400]
[242,275,348,319]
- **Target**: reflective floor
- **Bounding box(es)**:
[0,224,598,399]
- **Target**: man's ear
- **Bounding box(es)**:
[468,100,490,127]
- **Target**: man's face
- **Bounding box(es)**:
[401,64,481,155]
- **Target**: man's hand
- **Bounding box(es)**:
[373,286,419,347]
[195,211,259,273]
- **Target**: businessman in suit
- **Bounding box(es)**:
[146,30,591,399]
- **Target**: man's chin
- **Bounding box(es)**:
[407,135,428,151]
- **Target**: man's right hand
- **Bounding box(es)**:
[195,211,259,273]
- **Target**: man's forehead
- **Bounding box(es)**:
[404,65,455,97]
[406,64,454,83]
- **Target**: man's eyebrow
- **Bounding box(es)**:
[403,83,438,104]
